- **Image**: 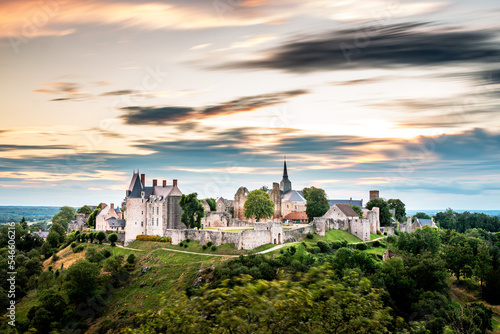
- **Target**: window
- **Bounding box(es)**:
[152,219,154,226]
[156,218,159,225]
[141,222,143,227]
[142,211,143,215]
[157,207,159,215]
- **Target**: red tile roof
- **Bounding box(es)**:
[283,211,308,220]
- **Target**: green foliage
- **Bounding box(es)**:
[63,259,100,304]
[46,222,66,248]
[108,233,118,246]
[77,205,93,214]
[51,206,76,230]
[73,244,85,253]
[435,208,500,232]
[127,253,136,264]
[96,231,106,244]
[179,193,205,229]
[396,226,441,255]
[302,186,330,221]
[87,207,100,229]
[366,198,392,226]
[204,198,216,211]
[211,245,217,251]
[101,248,112,258]
[85,247,105,263]
[243,189,274,222]
[388,199,406,222]
[356,243,368,250]
[442,232,485,281]
[446,303,493,334]
[202,244,208,250]
[414,212,431,220]
[207,241,213,247]
[316,241,330,253]
[351,205,363,219]
[306,232,314,239]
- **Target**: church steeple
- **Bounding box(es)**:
[280,155,292,193]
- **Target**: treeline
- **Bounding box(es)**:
[434,209,500,233]
[0,206,60,224]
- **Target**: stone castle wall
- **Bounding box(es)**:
[234,187,249,220]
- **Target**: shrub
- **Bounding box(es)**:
[52,254,59,262]
[279,249,284,254]
[289,246,297,255]
[306,232,314,239]
[73,244,85,253]
[101,249,111,258]
[179,242,184,247]
[384,232,387,236]
[71,241,77,249]
[107,233,118,246]
[136,235,170,242]
[86,247,104,263]
[202,244,208,250]
[373,240,381,247]
[311,247,321,254]
[211,245,217,251]
[185,238,190,243]
[184,244,188,248]
[126,254,136,264]
[316,241,330,253]
[96,231,106,244]
[207,241,213,247]
[376,230,382,235]
[356,243,368,250]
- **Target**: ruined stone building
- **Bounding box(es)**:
[123,172,183,243]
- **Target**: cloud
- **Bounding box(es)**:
[0,144,73,151]
[100,89,140,96]
[214,22,500,73]
[34,82,90,101]
[119,89,309,125]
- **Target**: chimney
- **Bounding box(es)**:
[173,179,178,187]
[350,197,352,204]
[141,174,145,187]
[101,203,106,210]
[153,179,157,186]
[111,203,114,210]
[163,180,167,187]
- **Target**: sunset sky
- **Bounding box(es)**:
[1,0,500,209]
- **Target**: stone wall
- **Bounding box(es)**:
[283,225,312,243]
[202,211,231,228]
[227,219,255,227]
[362,207,380,234]
[240,230,272,250]
[270,182,282,221]
[349,218,370,241]
[234,186,249,220]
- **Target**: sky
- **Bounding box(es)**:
[0,0,499,210]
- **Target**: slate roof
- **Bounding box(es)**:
[283,211,308,220]
[107,217,126,227]
[417,218,434,226]
[328,199,363,208]
[32,231,49,238]
[128,173,143,198]
[282,190,306,202]
[335,204,359,217]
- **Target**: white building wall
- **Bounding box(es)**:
[125,197,147,243]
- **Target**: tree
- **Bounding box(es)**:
[302,187,329,222]
[351,205,363,219]
[243,190,274,222]
[108,233,118,246]
[77,205,92,214]
[260,185,269,192]
[88,232,95,244]
[204,198,216,211]
[63,260,100,304]
[396,227,441,255]
[87,207,100,229]
[388,199,406,223]
[20,216,28,229]
[96,231,106,244]
[46,223,66,248]
[179,193,205,229]
[443,233,477,282]
[51,206,76,230]
[366,198,392,226]
[414,212,431,220]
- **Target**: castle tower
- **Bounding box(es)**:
[280,157,292,193]
[270,182,282,221]
[234,186,249,220]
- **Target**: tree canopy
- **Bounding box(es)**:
[243,189,274,222]
[204,198,216,211]
[388,198,406,222]
[366,198,392,226]
[51,206,76,230]
[179,193,205,229]
[302,187,330,222]
[77,205,93,214]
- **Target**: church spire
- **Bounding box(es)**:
[283,155,288,179]
[280,155,292,193]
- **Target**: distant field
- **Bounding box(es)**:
[0,206,62,224]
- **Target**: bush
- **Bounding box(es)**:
[126,254,136,264]
[356,243,368,250]
[373,240,381,247]
[330,241,348,250]
[289,246,297,255]
[52,254,59,262]
[101,249,111,258]
[184,244,188,248]
[135,235,170,242]
[311,247,321,254]
[384,232,387,236]
[71,241,77,249]
[185,238,190,243]
[376,230,382,235]
[211,245,217,251]
[179,242,184,247]
[279,249,284,254]
[73,244,85,253]
[96,231,106,244]
[202,244,208,250]
[316,241,330,253]
[306,232,314,239]
[207,241,213,247]
[107,233,118,246]
[86,247,105,263]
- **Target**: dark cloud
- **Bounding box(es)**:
[119,89,308,125]
[100,89,140,96]
[0,144,73,151]
[214,22,500,73]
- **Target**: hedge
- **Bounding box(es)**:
[136,235,171,243]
